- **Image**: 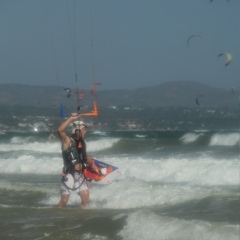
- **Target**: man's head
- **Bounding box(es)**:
[71,121,87,138]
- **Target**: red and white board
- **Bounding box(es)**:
[84,159,121,184]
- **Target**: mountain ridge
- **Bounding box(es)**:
[0,81,236,109]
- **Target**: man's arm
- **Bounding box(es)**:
[58,113,79,148]
[86,155,99,174]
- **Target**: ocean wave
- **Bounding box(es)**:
[87,138,120,152]
[0,137,120,153]
[0,154,238,187]
[118,211,239,240]
[0,141,60,153]
[209,133,240,146]
[180,133,203,144]
[119,156,239,186]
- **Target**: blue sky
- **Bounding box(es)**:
[0,0,239,90]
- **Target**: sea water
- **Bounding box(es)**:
[0,130,239,240]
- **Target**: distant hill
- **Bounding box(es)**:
[0,81,236,109]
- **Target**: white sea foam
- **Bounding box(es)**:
[117,211,239,240]
[180,133,203,143]
[1,151,236,211]
[88,181,227,209]
[0,137,120,153]
[92,130,107,136]
[87,138,120,152]
[10,136,30,143]
[0,178,58,194]
[0,152,239,186]
[0,155,62,174]
[0,141,60,153]
[115,156,239,186]
[135,134,146,138]
[43,175,233,210]
[40,154,239,210]
[209,133,240,146]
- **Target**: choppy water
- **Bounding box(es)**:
[0,130,239,240]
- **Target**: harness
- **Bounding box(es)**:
[61,137,88,190]
[75,138,88,166]
[62,138,78,174]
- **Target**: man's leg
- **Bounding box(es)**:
[79,189,90,208]
[58,194,70,208]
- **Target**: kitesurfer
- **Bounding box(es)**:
[57,113,99,208]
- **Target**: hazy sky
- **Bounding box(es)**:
[0,0,239,90]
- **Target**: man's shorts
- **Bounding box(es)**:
[60,171,88,195]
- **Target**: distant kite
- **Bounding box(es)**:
[64,88,72,98]
[187,34,202,47]
[90,82,102,98]
[195,95,204,106]
[218,52,232,66]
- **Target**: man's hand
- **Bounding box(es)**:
[70,113,80,119]
[91,162,100,174]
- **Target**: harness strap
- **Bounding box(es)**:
[61,170,86,191]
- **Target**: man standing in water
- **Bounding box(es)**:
[57,113,99,208]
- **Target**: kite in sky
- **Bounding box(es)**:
[187,34,202,47]
[90,82,102,98]
[218,52,232,66]
[195,95,204,106]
